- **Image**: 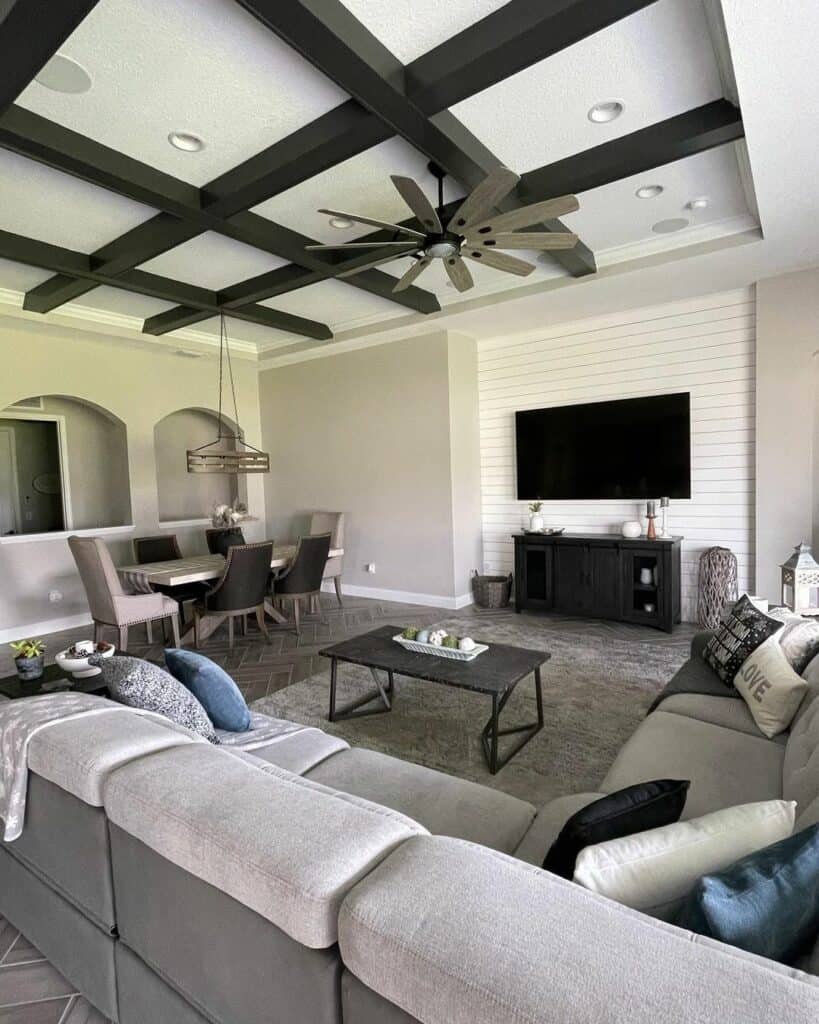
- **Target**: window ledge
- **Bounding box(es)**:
[158,518,213,529]
[0,525,135,545]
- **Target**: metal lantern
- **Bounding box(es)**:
[780,542,819,615]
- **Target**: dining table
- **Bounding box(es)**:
[117,545,344,643]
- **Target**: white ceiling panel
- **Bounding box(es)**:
[0,259,54,294]
[0,149,156,251]
[62,286,177,319]
[261,278,410,331]
[451,0,724,173]
[138,233,288,290]
[252,136,465,243]
[16,0,348,187]
[340,0,509,64]
[563,145,749,252]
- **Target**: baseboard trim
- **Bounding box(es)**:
[321,581,473,611]
[0,612,92,645]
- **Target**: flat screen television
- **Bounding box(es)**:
[515,392,691,500]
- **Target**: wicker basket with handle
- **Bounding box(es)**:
[471,571,513,609]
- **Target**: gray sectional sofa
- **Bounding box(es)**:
[1,633,819,1023]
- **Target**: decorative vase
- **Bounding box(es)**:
[639,568,653,585]
[15,655,44,682]
[621,521,641,539]
[529,514,544,532]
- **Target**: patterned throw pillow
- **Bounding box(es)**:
[90,655,218,743]
[768,609,819,674]
[702,595,782,685]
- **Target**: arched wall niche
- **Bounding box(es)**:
[154,407,248,523]
[0,394,131,536]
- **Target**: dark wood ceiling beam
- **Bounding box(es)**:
[0,0,101,115]
[405,0,660,115]
[0,228,331,339]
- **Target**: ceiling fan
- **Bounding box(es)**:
[305,163,580,294]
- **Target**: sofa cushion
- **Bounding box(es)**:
[514,793,605,866]
[543,779,690,879]
[602,711,784,818]
[250,728,349,775]
[784,680,819,823]
[164,648,251,732]
[306,747,535,855]
[659,693,787,743]
[27,708,201,806]
[339,835,819,1024]
[104,743,426,948]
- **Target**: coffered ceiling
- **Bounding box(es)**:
[0,0,762,354]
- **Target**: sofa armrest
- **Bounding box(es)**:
[339,835,819,1024]
[691,630,715,658]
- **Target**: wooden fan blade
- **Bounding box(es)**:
[463,195,579,238]
[446,167,520,233]
[337,252,418,278]
[390,176,442,232]
[393,257,431,292]
[480,232,579,250]
[443,255,474,293]
[304,242,420,250]
[317,209,425,240]
[462,249,536,277]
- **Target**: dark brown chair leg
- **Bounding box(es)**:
[194,610,201,650]
[241,614,247,636]
[170,614,181,648]
[334,576,343,606]
[293,598,301,635]
[228,616,235,650]
[118,625,129,652]
[256,607,270,643]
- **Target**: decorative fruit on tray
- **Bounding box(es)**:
[441,635,459,649]
[427,629,447,647]
[458,637,476,652]
[401,627,419,640]
[415,629,430,644]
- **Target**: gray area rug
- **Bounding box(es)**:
[252,611,693,807]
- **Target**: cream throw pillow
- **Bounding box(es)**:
[734,638,808,737]
[573,800,795,917]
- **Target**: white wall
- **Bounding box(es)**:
[478,288,756,622]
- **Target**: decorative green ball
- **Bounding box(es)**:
[442,635,459,649]
[401,627,419,640]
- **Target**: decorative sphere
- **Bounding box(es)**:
[416,629,430,644]
[459,637,476,652]
[621,521,642,539]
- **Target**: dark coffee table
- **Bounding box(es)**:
[320,625,550,774]
[0,664,108,701]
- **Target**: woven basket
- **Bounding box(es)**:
[471,571,512,609]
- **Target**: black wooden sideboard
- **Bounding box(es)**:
[513,532,682,633]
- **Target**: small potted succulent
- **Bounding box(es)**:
[10,638,46,682]
[528,501,545,532]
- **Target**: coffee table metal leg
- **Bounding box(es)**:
[480,669,544,774]
[328,658,394,722]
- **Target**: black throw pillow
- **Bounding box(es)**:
[543,779,690,879]
[701,594,782,685]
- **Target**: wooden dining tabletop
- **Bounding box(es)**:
[118,546,344,588]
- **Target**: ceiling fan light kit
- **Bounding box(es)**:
[304,164,581,295]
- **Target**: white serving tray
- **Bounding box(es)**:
[392,635,488,661]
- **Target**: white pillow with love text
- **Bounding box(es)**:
[734,637,808,738]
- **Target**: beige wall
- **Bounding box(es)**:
[756,265,819,598]
[0,316,264,638]
[258,331,482,603]
[155,408,236,522]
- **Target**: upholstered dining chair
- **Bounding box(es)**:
[193,541,273,650]
[309,511,344,606]
[205,526,246,557]
[68,535,180,652]
[134,534,206,628]
[271,533,331,635]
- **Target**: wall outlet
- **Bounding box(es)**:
[48,590,63,603]
[366,563,376,574]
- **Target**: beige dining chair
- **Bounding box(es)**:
[309,511,344,607]
[68,536,181,652]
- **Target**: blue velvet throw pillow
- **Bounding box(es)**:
[676,823,819,963]
[164,649,251,732]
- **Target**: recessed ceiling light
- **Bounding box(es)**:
[329,216,354,229]
[635,184,664,199]
[588,100,624,124]
[168,131,204,152]
[652,218,689,234]
[35,53,92,94]
[686,197,710,210]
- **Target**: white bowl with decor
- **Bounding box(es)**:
[55,641,115,679]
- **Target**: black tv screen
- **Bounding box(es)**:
[515,393,691,500]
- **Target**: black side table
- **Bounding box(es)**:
[0,664,108,701]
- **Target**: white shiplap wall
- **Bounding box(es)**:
[478,288,756,622]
